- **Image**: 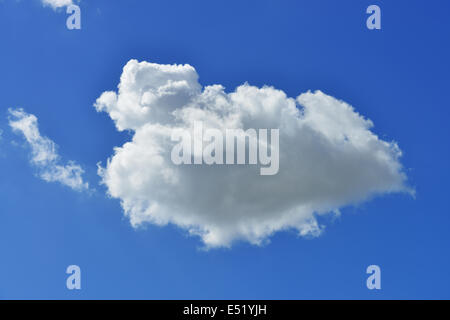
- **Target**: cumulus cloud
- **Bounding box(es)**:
[9,108,88,192]
[95,59,411,248]
[41,0,73,9]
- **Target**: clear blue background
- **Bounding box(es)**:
[0,0,449,299]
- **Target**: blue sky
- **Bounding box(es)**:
[0,0,449,299]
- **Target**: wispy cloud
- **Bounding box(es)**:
[41,0,73,10]
[9,108,89,192]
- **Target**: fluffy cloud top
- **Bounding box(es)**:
[95,59,411,248]
[9,109,88,192]
[41,0,73,9]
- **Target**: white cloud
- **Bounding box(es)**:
[95,59,411,248]
[9,108,88,192]
[41,0,73,9]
